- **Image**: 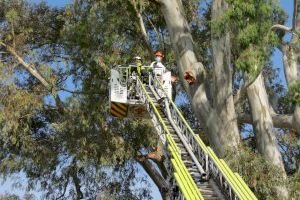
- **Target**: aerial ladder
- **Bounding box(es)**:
[109,65,257,200]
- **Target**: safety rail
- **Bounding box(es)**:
[136,77,204,200]
[150,75,257,200]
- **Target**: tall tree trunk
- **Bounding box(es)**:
[158,0,240,156]
[282,0,300,172]
[247,74,285,170]
[282,43,300,135]
[211,0,240,151]
[247,73,288,199]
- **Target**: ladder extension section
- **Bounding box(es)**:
[136,76,257,200]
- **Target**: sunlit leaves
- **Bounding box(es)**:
[225,146,286,199]
[223,0,285,75]
[284,80,300,106]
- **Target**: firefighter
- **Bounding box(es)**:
[151,50,166,76]
[134,56,143,76]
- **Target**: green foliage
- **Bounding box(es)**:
[0,0,158,198]
[289,170,300,198]
[0,0,297,199]
[235,45,266,80]
[225,146,286,199]
[217,0,286,77]
[283,80,300,106]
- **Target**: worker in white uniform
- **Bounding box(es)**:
[150,50,166,76]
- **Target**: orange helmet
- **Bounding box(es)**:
[154,50,164,57]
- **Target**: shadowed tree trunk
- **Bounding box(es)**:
[282,43,300,134]
[211,0,241,152]
[270,0,300,174]
[247,74,286,170]
[247,73,288,199]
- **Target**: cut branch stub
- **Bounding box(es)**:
[184,71,196,85]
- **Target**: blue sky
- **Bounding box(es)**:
[30,0,72,7]
[0,0,295,199]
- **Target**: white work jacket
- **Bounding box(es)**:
[150,61,166,76]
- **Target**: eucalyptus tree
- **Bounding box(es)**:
[0,0,155,199]
[132,0,299,199]
[1,0,299,199]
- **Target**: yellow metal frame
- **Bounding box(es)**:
[154,77,257,200]
[138,78,204,200]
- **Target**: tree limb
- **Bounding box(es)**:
[234,75,261,105]
[135,153,169,198]
[1,42,51,88]
[271,24,292,32]
[270,24,299,45]
[70,159,83,200]
[55,178,69,200]
[0,41,64,112]
[143,13,163,47]
[238,113,295,130]
[130,0,153,57]
[234,84,247,105]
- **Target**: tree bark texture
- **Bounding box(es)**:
[211,0,241,151]
[238,113,294,129]
[159,0,240,156]
[247,73,288,199]
[247,74,285,170]
[282,0,300,135]
[282,44,300,136]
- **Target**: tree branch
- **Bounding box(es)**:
[135,153,169,197]
[0,41,64,112]
[238,113,295,130]
[270,24,299,45]
[143,13,163,47]
[271,24,292,32]
[234,84,247,105]
[70,159,83,200]
[130,0,153,57]
[55,178,69,200]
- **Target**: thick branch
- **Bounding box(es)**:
[136,154,169,198]
[0,42,64,111]
[130,1,153,57]
[271,24,299,45]
[1,42,51,89]
[238,113,295,131]
[271,24,292,32]
[280,43,300,135]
